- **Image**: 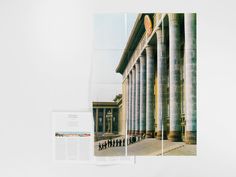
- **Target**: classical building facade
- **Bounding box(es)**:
[92,94,122,136]
[116,13,196,144]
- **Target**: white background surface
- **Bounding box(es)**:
[91,13,136,102]
[0,0,236,177]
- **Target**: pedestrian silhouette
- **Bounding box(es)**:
[132,136,136,143]
[99,142,102,150]
[129,137,132,144]
[119,139,122,146]
[109,139,112,147]
[104,141,107,149]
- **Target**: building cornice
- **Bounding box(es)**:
[93,102,118,107]
[116,14,154,74]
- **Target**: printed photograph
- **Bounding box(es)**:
[92,13,197,156]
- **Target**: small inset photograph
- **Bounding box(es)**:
[52,112,93,161]
[92,13,197,156]
[55,131,91,137]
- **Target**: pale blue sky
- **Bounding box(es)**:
[92,13,137,102]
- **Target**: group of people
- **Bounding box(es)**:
[98,138,125,150]
[98,135,145,151]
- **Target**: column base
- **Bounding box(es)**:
[168,131,182,142]
[185,131,197,144]
[156,131,168,140]
[146,130,154,138]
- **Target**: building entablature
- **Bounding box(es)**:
[93,102,118,109]
[116,13,167,80]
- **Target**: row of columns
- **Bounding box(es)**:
[126,14,196,144]
[94,108,115,133]
[127,45,155,138]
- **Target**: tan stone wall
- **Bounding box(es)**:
[118,104,123,134]
[118,78,128,135]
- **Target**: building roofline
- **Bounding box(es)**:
[92,102,118,107]
[115,13,154,74]
[115,14,143,74]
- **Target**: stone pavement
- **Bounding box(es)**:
[163,143,196,156]
[94,138,196,156]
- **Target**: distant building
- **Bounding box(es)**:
[92,94,122,136]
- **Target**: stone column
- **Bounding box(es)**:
[131,67,136,135]
[111,108,113,133]
[156,25,168,140]
[184,13,197,144]
[135,61,140,135]
[168,14,182,141]
[139,55,146,136]
[103,108,106,133]
[126,76,129,135]
[128,73,132,135]
[95,108,98,133]
[146,46,155,138]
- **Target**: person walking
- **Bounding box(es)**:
[99,142,102,150]
[104,141,107,149]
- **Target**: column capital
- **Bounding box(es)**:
[146,45,155,50]
[131,66,136,72]
[139,55,146,66]
[146,45,155,58]
[184,13,196,50]
[156,28,163,40]
[128,71,132,77]
[139,53,145,58]
[135,60,140,67]
[155,13,162,22]
[168,13,181,24]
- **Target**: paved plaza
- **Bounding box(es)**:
[163,144,197,156]
[94,137,196,156]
